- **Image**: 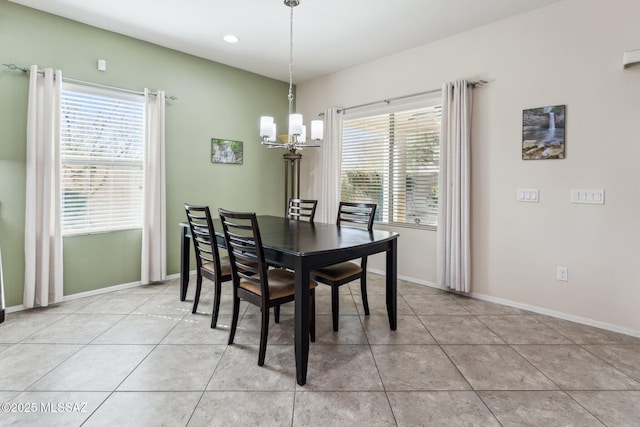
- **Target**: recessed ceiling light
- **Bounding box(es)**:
[223,34,239,44]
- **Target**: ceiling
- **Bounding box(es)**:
[9,0,562,83]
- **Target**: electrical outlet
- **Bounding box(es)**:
[557,266,568,282]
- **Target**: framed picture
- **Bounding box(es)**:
[211,138,243,164]
[522,105,565,160]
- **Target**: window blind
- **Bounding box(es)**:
[341,99,442,228]
[60,84,145,235]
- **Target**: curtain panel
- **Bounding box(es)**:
[141,89,167,284]
[318,107,343,223]
[24,66,64,308]
[437,80,472,293]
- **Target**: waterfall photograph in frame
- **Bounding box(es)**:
[211,138,243,164]
[522,105,566,160]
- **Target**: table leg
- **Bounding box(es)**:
[180,225,190,301]
[386,239,397,330]
[294,260,310,386]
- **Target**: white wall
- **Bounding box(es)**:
[297,0,640,335]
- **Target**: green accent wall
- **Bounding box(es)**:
[0,1,289,306]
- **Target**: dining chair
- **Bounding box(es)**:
[184,204,233,328]
[311,202,377,331]
[287,198,318,223]
[276,198,318,322]
[219,208,317,366]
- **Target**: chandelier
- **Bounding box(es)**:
[260,0,323,154]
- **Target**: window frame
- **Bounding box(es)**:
[340,95,442,230]
[59,83,146,236]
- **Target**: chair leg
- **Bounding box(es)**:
[192,273,203,314]
[274,305,280,324]
[360,274,370,316]
[310,288,316,342]
[331,285,340,332]
[258,307,269,366]
[228,292,240,343]
[211,276,222,328]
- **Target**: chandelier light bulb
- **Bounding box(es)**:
[289,114,303,136]
[269,123,277,142]
[298,125,307,143]
[311,120,323,140]
[260,116,275,138]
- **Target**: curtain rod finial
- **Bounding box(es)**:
[3,63,28,72]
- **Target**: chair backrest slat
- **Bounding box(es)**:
[288,198,318,223]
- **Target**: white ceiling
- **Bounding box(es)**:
[9,0,562,83]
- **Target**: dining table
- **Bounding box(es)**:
[179,215,399,386]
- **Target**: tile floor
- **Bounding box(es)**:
[0,273,639,426]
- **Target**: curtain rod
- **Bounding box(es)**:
[334,79,488,114]
[2,63,178,100]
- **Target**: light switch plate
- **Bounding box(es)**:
[571,189,604,205]
[517,189,539,203]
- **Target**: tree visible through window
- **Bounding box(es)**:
[60,84,145,235]
[340,98,441,228]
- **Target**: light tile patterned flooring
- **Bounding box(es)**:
[0,273,639,426]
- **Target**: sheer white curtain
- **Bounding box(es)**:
[318,107,343,223]
[437,80,472,292]
[24,66,64,308]
[141,89,167,284]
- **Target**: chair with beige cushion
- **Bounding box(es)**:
[311,202,376,331]
[184,204,232,328]
[219,208,316,366]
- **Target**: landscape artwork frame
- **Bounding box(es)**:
[522,105,566,160]
[211,138,243,165]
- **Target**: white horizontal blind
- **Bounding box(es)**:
[341,100,442,228]
[60,83,145,235]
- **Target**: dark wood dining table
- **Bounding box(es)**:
[179,215,399,386]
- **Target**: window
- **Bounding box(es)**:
[60,84,145,235]
[340,97,441,228]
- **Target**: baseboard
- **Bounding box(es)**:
[467,291,640,339]
[6,304,26,314]
[62,280,143,301]
[368,267,640,339]
[4,270,195,315]
[368,267,444,290]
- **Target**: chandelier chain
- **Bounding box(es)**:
[287,3,294,116]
